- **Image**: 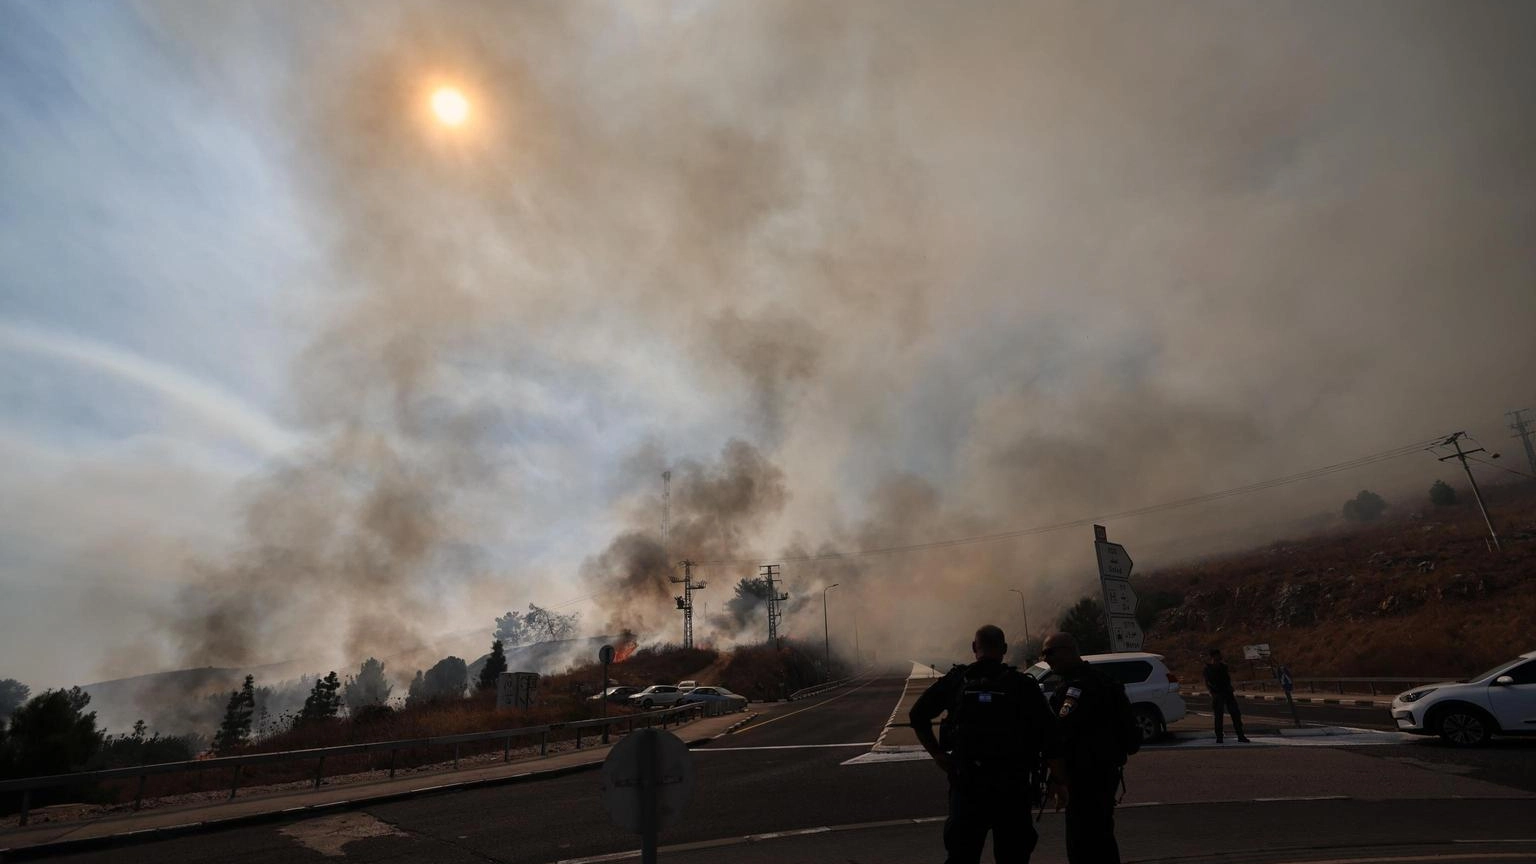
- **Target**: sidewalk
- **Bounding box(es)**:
[0,710,752,856]
[1190,688,1395,708]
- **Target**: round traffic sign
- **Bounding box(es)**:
[599,644,615,665]
[601,729,694,835]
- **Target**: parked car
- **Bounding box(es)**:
[628,685,689,710]
[676,680,698,691]
[1390,650,1536,746]
[678,686,749,711]
[588,685,640,704]
[1025,652,1186,742]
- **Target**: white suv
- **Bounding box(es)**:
[1026,652,1186,742]
[1390,650,1536,746]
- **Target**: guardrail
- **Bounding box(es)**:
[787,675,861,701]
[0,703,707,827]
[1233,676,1452,697]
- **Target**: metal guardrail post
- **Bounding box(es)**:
[576,727,583,749]
[134,772,148,810]
[313,756,326,790]
[389,749,397,779]
[229,764,243,800]
[540,731,548,756]
[453,743,460,770]
[504,735,512,762]
[20,789,30,826]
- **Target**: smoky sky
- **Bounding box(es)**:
[3,0,1534,687]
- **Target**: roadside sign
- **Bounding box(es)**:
[1242,644,1271,661]
[1103,580,1137,616]
[1094,525,1143,652]
[600,644,615,665]
[602,728,694,862]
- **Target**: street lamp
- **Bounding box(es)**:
[1009,588,1031,658]
[823,583,840,680]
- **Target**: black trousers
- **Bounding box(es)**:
[944,763,1038,864]
[1212,692,1245,739]
[1064,768,1121,864]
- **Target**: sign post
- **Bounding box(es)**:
[1093,525,1142,652]
[602,729,694,864]
[599,644,616,744]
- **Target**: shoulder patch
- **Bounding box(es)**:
[1065,686,1083,698]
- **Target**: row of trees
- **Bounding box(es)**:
[1341,481,1459,524]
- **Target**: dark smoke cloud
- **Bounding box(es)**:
[97,0,1536,678]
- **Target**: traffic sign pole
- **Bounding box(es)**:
[638,730,658,864]
[599,644,616,744]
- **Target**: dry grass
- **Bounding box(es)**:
[1136,479,1536,683]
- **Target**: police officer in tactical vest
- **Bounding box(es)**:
[911,625,1064,864]
[1041,631,1138,864]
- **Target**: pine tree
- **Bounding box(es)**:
[343,658,392,712]
[478,640,508,691]
[213,675,256,754]
[406,670,426,707]
[297,672,343,726]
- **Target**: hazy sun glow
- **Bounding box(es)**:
[431,87,469,126]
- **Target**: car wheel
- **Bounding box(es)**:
[1132,705,1162,743]
[1436,706,1491,747]
[641,699,654,710]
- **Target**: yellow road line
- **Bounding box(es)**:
[729,675,882,735]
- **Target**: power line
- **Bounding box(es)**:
[693,438,1441,567]
[1466,453,1536,481]
[545,436,1442,606]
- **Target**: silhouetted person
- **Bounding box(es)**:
[1203,648,1250,743]
[911,625,1063,864]
[1042,631,1137,864]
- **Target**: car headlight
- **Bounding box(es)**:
[1398,688,1436,703]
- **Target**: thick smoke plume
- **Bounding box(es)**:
[96,0,1536,679]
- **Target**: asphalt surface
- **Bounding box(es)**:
[20,674,1536,864]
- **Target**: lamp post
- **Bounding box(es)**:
[1009,588,1031,658]
[823,583,840,680]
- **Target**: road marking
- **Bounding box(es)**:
[553,816,946,864]
[728,675,880,735]
[1265,848,1529,854]
[697,742,876,752]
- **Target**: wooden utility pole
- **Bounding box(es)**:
[1438,432,1500,551]
[1508,409,1536,476]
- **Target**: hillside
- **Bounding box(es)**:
[1134,479,1536,683]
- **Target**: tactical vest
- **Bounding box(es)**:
[946,663,1037,763]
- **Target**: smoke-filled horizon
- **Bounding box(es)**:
[2,1,1533,689]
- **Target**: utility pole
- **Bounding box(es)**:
[822,583,839,681]
[660,471,671,556]
[1508,409,1536,476]
[1437,432,1501,552]
[671,560,705,649]
[761,564,788,649]
[1008,588,1031,655]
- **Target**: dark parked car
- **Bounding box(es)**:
[588,685,641,704]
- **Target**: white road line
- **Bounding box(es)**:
[728,675,880,735]
[697,742,875,752]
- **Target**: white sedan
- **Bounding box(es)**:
[627,685,690,710]
[678,686,749,711]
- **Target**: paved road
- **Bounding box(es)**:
[30,673,1536,864]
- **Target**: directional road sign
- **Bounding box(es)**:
[1102,579,1137,617]
[1094,525,1143,652]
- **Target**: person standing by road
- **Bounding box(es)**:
[910,624,1064,864]
[1203,648,1250,743]
[1041,631,1137,864]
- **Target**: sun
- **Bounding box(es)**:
[431,87,469,127]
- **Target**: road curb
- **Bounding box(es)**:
[715,712,759,738]
[0,722,727,862]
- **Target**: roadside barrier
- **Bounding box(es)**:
[0,703,706,827]
[1233,676,1449,697]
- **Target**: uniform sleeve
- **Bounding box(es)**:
[909,670,960,725]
